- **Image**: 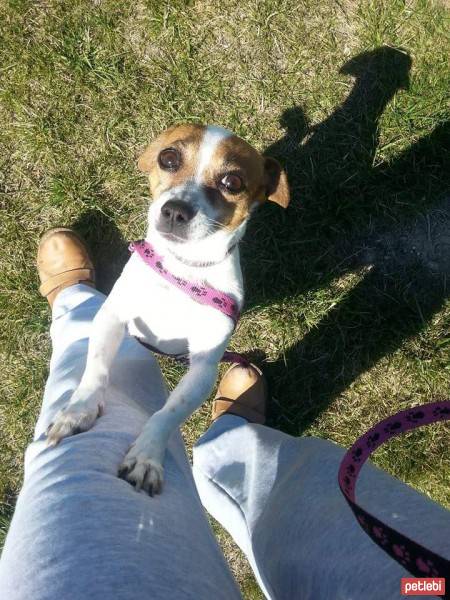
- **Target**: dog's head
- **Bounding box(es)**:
[138,124,289,260]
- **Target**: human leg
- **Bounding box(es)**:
[193,367,450,599]
[0,231,241,600]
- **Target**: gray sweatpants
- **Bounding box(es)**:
[0,285,448,599]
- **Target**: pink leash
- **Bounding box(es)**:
[339,400,450,582]
[129,240,250,366]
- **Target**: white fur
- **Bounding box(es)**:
[195,125,231,182]
[46,126,251,496]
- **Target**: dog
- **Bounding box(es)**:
[46,124,290,495]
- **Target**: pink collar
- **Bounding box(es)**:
[129,240,240,325]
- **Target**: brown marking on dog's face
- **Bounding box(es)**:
[138,124,205,194]
[138,124,290,233]
[199,135,267,229]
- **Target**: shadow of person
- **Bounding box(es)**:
[243,47,413,303]
[241,47,449,435]
[267,46,412,216]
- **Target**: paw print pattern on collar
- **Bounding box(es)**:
[129,240,240,326]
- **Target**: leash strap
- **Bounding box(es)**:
[130,240,240,325]
[338,400,450,580]
[136,340,251,367]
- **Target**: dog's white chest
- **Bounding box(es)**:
[129,284,194,353]
[108,253,241,356]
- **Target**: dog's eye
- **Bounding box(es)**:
[158,148,181,172]
[220,173,243,193]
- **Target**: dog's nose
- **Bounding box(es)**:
[161,200,197,226]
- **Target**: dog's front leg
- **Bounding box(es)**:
[46,303,125,445]
[119,351,223,495]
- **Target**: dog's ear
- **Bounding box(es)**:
[264,157,290,208]
[137,141,158,173]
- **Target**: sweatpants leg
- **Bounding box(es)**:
[0,285,241,600]
[193,415,450,600]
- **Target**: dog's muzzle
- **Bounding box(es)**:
[156,199,198,240]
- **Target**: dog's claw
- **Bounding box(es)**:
[45,400,104,446]
[118,462,133,479]
[119,454,164,496]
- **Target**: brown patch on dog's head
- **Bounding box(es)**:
[137,124,205,195]
[138,124,290,231]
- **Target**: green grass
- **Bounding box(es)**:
[1,0,449,596]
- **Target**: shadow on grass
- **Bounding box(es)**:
[67,47,449,438]
[72,209,129,295]
[242,46,449,434]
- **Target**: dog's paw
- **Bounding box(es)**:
[46,389,105,446]
[119,447,164,496]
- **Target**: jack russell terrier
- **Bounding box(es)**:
[46,124,290,495]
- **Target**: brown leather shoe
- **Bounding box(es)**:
[212,363,267,424]
[37,228,95,307]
